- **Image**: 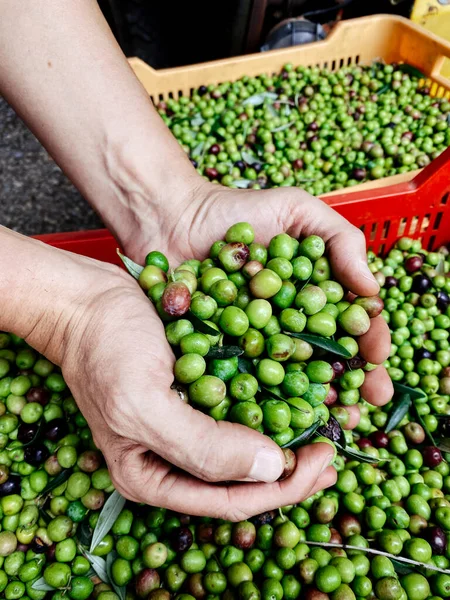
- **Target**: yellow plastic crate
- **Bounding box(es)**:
[128,14,450,194]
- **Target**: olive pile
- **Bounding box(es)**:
[157,63,450,196]
[138,222,382,469]
[0,230,450,600]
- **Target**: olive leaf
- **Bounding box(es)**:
[302,541,450,575]
[233,179,252,189]
[38,507,52,525]
[241,151,263,166]
[210,116,226,139]
[116,250,144,280]
[90,490,126,553]
[206,346,243,359]
[106,551,127,600]
[77,519,93,547]
[271,121,296,133]
[189,313,220,336]
[284,332,351,358]
[385,394,412,433]
[282,421,322,450]
[392,382,427,400]
[243,92,278,106]
[191,115,206,127]
[335,442,385,464]
[436,259,446,276]
[391,559,414,575]
[40,469,71,496]
[435,438,450,453]
[84,552,110,584]
[397,63,426,79]
[238,357,254,374]
[31,577,56,592]
[191,141,205,158]
[260,386,287,402]
[376,84,390,96]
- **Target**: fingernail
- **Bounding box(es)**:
[250,447,284,482]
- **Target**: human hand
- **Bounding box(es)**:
[127,180,393,422]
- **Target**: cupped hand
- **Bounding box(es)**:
[61,264,336,521]
[129,181,394,417]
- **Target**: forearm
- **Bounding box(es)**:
[0,0,198,249]
[0,226,122,363]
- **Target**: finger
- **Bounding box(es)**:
[115,385,285,484]
[358,315,391,364]
[307,466,338,498]
[112,440,335,521]
[360,365,394,406]
[332,405,361,430]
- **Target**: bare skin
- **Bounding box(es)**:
[0,1,393,520]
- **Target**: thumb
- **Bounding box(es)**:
[136,389,285,484]
[326,226,379,297]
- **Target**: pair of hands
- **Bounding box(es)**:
[53,181,393,521]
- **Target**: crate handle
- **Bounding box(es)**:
[430,54,450,89]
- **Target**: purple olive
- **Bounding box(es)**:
[353,295,384,318]
[348,356,367,370]
[369,431,389,448]
[26,387,50,406]
[43,418,68,442]
[426,526,447,555]
[232,521,256,549]
[331,360,346,378]
[384,276,398,288]
[415,348,434,361]
[437,290,450,310]
[423,446,443,468]
[170,527,193,552]
[135,568,161,598]
[196,523,214,543]
[161,282,191,317]
[353,168,366,181]
[0,476,21,497]
[251,511,276,526]
[17,423,39,444]
[411,274,431,294]
[24,445,50,467]
[30,537,49,554]
[279,448,297,481]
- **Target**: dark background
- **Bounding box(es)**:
[1,0,414,237]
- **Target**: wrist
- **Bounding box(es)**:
[0,227,132,365]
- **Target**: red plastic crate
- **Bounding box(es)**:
[34,147,450,259]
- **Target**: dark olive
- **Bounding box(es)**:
[422,446,443,468]
[30,536,49,554]
[24,444,50,466]
[170,527,193,552]
[43,418,69,442]
[17,422,39,444]
[348,356,367,370]
[251,511,276,526]
[426,526,447,555]
[26,387,50,405]
[411,274,431,293]
[384,276,398,289]
[331,361,346,378]
[0,475,21,496]
[369,431,389,448]
[405,256,423,273]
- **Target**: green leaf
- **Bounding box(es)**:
[335,442,385,464]
[191,141,205,158]
[116,250,144,280]
[260,386,287,401]
[385,394,412,433]
[206,346,243,359]
[393,382,427,400]
[106,551,127,600]
[435,438,450,453]
[189,313,220,336]
[191,115,205,127]
[397,64,426,79]
[238,357,254,374]
[284,333,351,358]
[233,179,252,189]
[282,421,322,450]
[84,552,110,584]
[391,559,414,575]
[271,121,296,133]
[31,578,56,592]
[241,151,263,166]
[90,490,126,553]
[436,259,446,276]
[40,469,71,496]
[39,507,52,525]
[377,84,390,96]
[243,92,278,106]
